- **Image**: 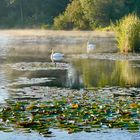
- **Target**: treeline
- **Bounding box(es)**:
[0,0,140,29]
[54,0,140,30]
[0,0,70,28]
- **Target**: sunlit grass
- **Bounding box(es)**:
[113,14,140,53]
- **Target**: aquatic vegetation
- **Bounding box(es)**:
[0,86,140,137]
[7,62,69,71]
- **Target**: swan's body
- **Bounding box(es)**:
[87,41,96,53]
[50,49,64,63]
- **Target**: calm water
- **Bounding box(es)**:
[0,35,140,140]
[70,59,140,89]
[4,42,140,89]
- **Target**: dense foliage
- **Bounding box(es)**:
[114,14,140,53]
[54,0,140,30]
[0,0,140,29]
[0,0,70,28]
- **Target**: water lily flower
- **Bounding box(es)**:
[71,104,79,109]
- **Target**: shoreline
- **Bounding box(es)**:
[0,29,114,38]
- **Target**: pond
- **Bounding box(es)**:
[0,31,140,140]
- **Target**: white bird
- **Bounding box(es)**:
[50,49,64,64]
[87,41,96,53]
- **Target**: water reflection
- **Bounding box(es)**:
[5,58,140,89]
[0,86,8,103]
[71,59,140,88]
[4,64,68,88]
[67,65,84,89]
[0,66,9,103]
[3,38,140,89]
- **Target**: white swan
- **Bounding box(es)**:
[87,41,96,53]
[50,49,64,63]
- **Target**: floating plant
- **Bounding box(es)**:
[0,87,139,137]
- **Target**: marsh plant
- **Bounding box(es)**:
[114,14,140,53]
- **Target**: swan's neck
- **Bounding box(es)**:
[51,49,54,63]
[51,49,54,55]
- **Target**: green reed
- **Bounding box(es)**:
[114,14,140,53]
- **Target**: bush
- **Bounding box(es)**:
[53,14,73,30]
[114,14,140,53]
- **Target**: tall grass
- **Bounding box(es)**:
[114,14,140,53]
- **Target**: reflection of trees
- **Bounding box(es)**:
[72,59,140,88]
[72,59,115,87]
[67,65,82,89]
[114,61,140,86]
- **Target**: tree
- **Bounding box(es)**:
[0,0,140,28]
[54,0,89,30]
[80,0,129,28]
[0,0,8,25]
[0,0,70,28]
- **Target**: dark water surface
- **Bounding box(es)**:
[0,35,140,140]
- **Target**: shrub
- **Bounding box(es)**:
[53,14,73,30]
[114,14,140,53]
